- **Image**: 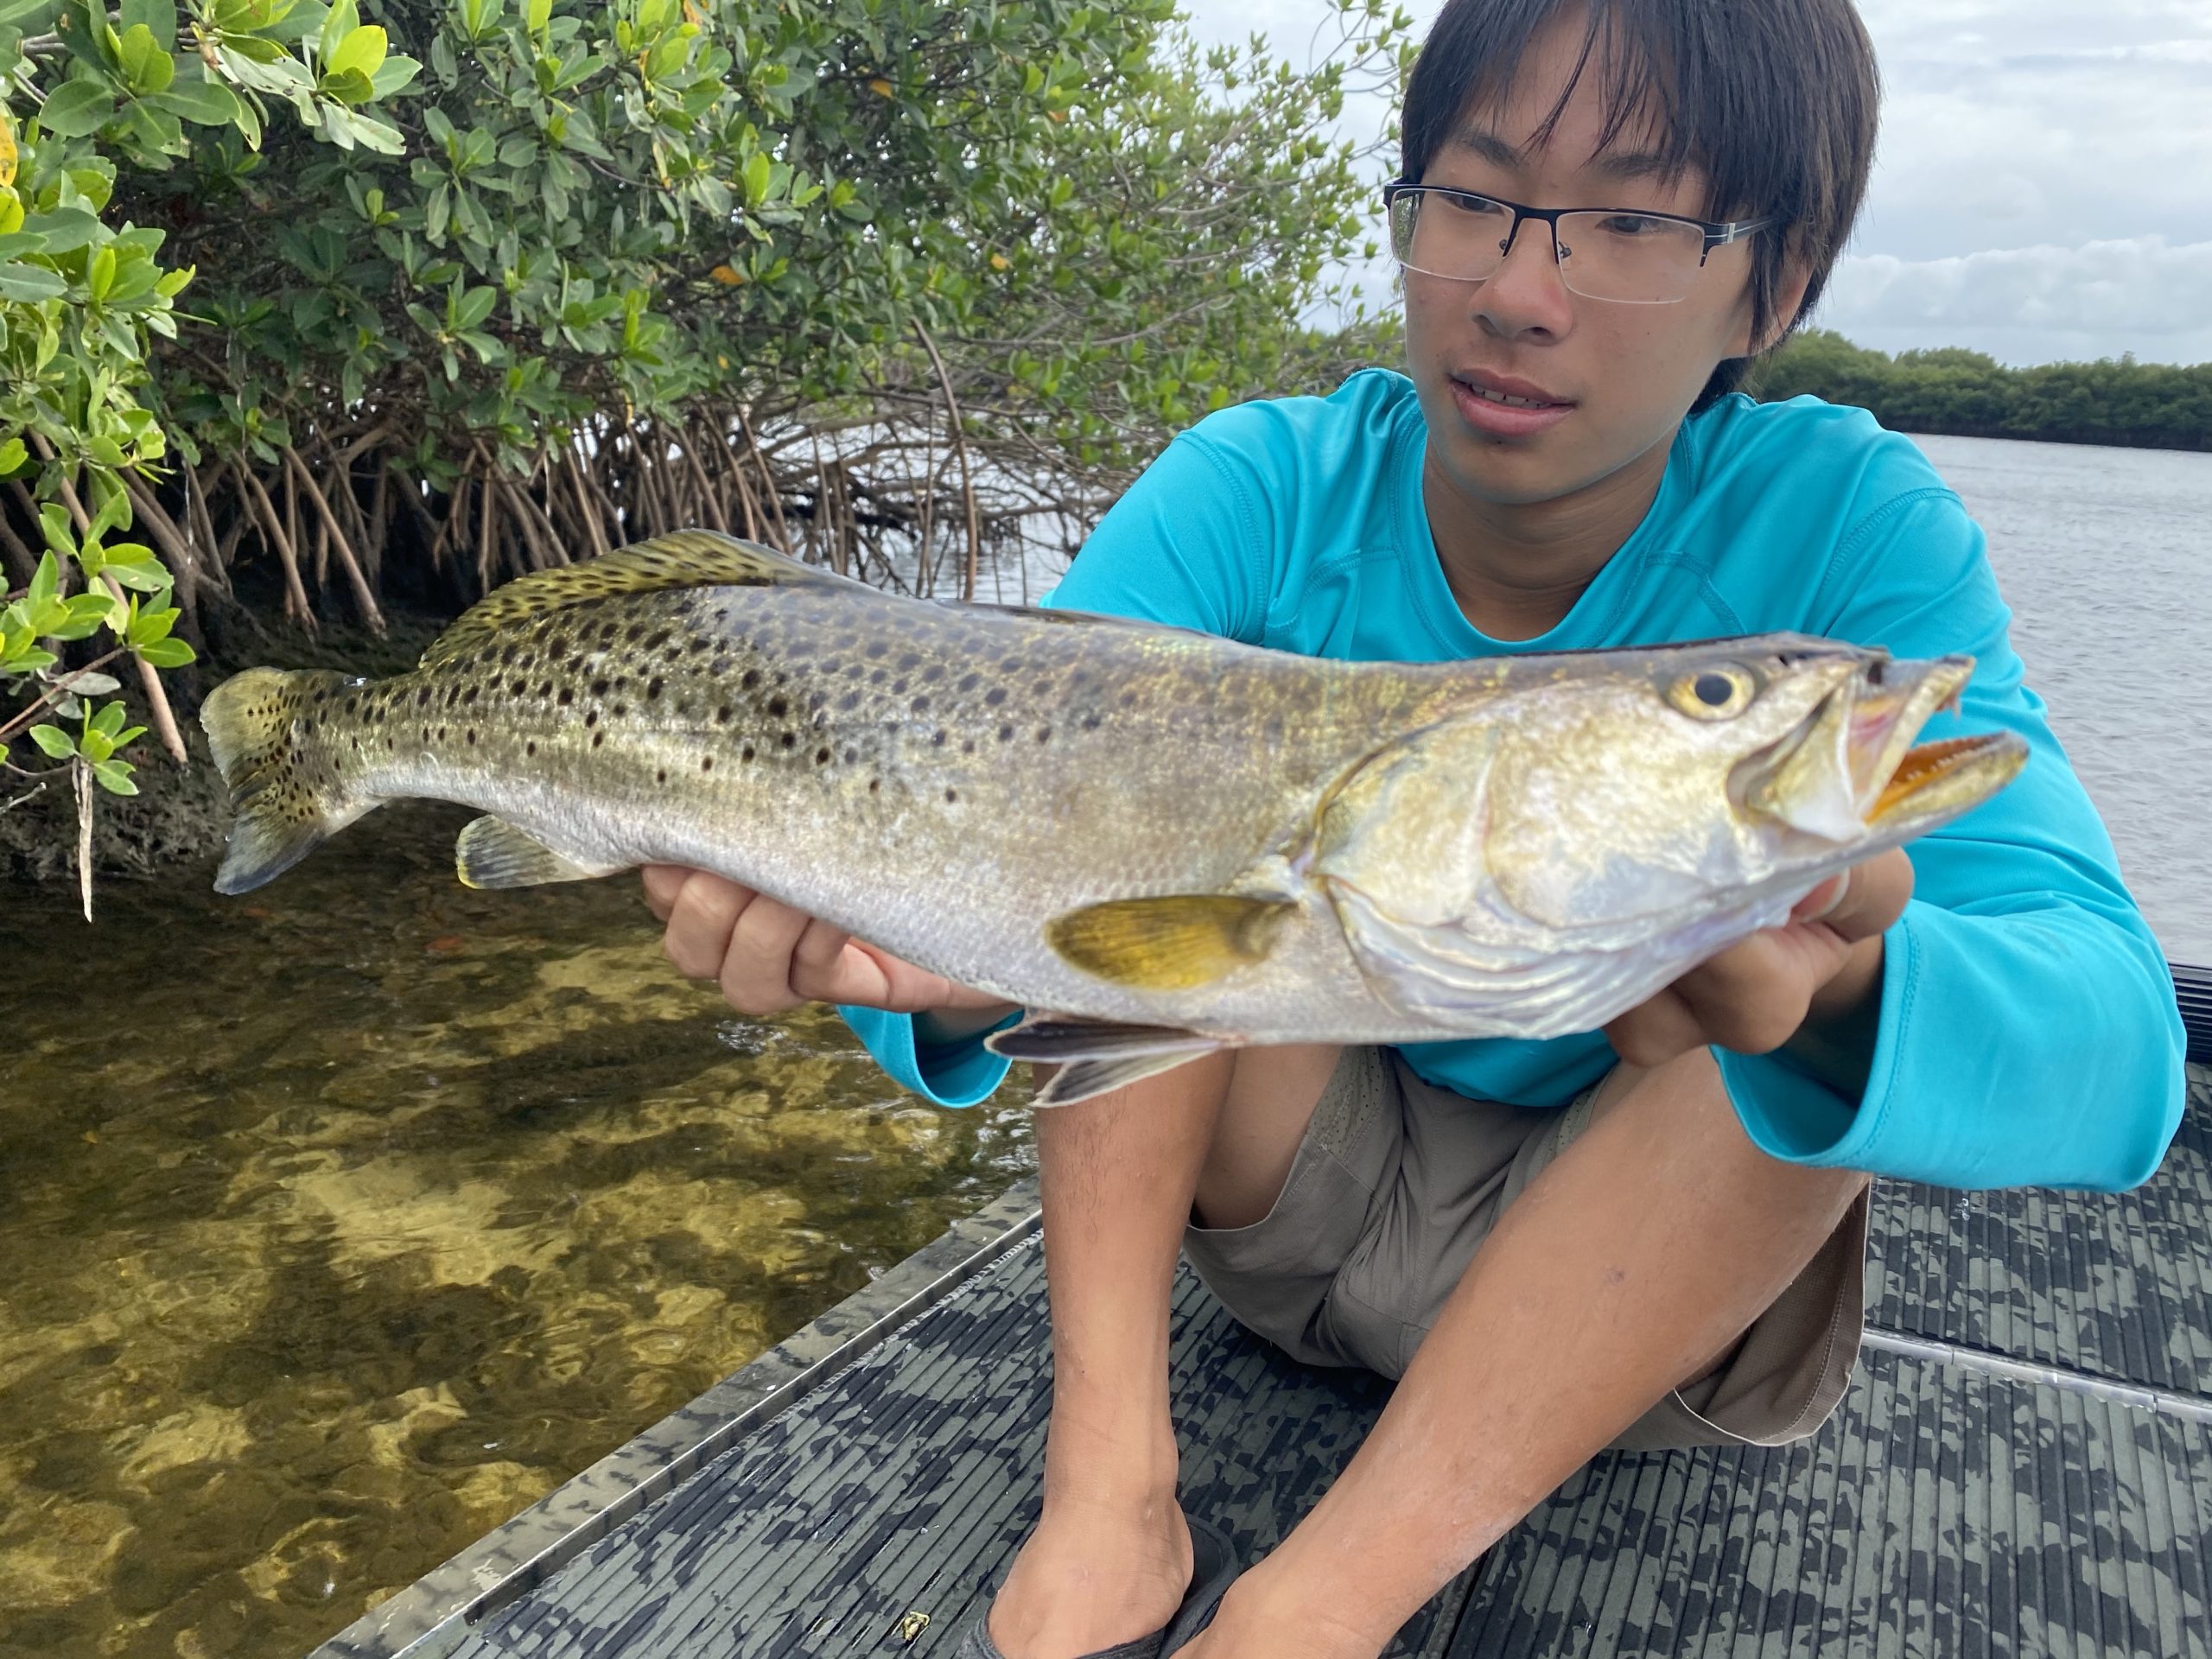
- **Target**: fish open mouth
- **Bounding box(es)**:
[1866,731,2026,826]
[1736,652,2026,841]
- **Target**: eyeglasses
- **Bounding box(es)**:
[1381,180,1770,306]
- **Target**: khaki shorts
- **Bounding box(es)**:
[1181,1046,1866,1452]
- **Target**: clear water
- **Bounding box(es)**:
[1909,435,2212,963]
[0,806,1033,1658]
[2,431,2204,1659]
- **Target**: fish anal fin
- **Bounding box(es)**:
[985,1020,1230,1107]
[1044,895,1290,991]
[420,531,869,669]
[454,816,626,889]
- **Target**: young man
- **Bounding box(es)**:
[643,2,2188,1654]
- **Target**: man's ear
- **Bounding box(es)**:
[1749,256,1816,355]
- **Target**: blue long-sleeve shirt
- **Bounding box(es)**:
[843,370,2185,1192]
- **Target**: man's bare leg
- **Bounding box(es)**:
[985,1044,1344,1659]
[1193,1049,1866,1656]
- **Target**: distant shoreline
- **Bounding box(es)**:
[1748,330,2211,454]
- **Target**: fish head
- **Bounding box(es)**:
[1476,633,2028,933]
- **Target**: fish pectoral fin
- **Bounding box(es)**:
[454,816,626,889]
[420,530,872,669]
[985,1020,1229,1107]
[1044,894,1291,990]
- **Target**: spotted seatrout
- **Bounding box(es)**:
[201,531,2025,1103]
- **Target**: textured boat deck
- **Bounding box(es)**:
[321,1065,2212,1659]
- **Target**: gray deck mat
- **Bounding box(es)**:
[442,1069,2212,1658]
[1867,1073,2212,1394]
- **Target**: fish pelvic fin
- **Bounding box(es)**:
[420,530,874,670]
[454,816,627,889]
[986,1020,1229,1107]
[1044,894,1291,991]
[200,666,378,895]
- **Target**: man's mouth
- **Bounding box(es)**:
[1447,371,1575,437]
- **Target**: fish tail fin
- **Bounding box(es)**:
[200,666,378,894]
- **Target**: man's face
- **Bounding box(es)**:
[1402,21,1770,512]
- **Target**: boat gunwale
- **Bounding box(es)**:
[306,1178,1045,1659]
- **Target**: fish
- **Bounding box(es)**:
[200,530,2027,1104]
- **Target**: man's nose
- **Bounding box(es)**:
[1472,213,1574,337]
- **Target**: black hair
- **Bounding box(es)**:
[1400,0,1879,410]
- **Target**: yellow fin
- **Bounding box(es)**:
[1044,895,1290,991]
[421,531,869,669]
[454,815,625,889]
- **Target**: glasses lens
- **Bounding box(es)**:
[1389,189,1513,283]
[1554,211,1706,302]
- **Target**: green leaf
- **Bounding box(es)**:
[150,76,242,126]
[134,636,195,666]
[27,722,73,759]
[0,439,26,477]
[37,80,120,139]
[741,149,770,210]
[0,260,67,301]
[92,759,139,796]
[90,699,128,740]
[327,22,386,79]
[27,550,57,607]
[117,23,175,94]
[80,727,114,763]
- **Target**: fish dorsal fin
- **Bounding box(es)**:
[421,531,869,670]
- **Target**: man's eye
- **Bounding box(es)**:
[1441,194,1510,219]
[1593,213,1669,237]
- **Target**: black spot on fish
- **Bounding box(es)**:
[766,696,788,717]
[1082,713,1102,730]
[467,731,477,746]
[839,691,861,711]
[911,696,931,715]
[931,729,947,747]
[585,710,599,728]
[962,739,977,755]
[593,732,605,748]
[843,747,857,764]
[780,733,796,749]
[944,787,957,803]
[742,670,760,689]
[558,688,575,707]
[657,768,667,784]
[998,724,1014,743]
[702,755,714,771]
[815,747,831,765]
[869,778,880,793]
[613,703,627,718]
[591,677,611,697]
[1036,726,1052,743]
[957,673,979,693]
[741,744,756,761]
[526,741,537,756]
[716,706,734,723]
[646,678,664,700]
[892,678,908,695]
[984,687,1007,707]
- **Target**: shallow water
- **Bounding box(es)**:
[0,804,1033,1658]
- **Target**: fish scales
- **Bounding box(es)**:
[201,531,2026,1100]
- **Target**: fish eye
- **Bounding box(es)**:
[1667,664,1756,721]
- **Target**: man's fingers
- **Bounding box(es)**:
[640,862,691,923]
[1792,849,1914,942]
[719,891,812,1014]
[1604,988,1707,1069]
[787,918,861,1001]
[661,871,756,980]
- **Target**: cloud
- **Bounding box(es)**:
[1816,236,2212,364]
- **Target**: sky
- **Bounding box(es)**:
[1176,0,2212,365]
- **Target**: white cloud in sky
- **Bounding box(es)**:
[1815,236,2212,364]
[1173,0,2212,365]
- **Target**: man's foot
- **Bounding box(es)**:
[984,1486,1195,1659]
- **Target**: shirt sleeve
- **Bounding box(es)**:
[1714,487,2188,1191]
[836,429,1273,1103]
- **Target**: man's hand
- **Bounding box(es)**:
[1602,847,1913,1084]
[641,865,1012,1025]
